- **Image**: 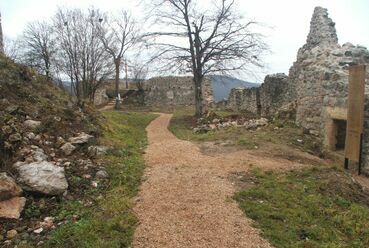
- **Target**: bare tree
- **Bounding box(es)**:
[131,62,148,91]
[3,36,22,62]
[53,8,114,104]
[20,21,56,78]
[146,0,268,116]
[97,10,139,109]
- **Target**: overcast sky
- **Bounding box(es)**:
[0,0,368,83]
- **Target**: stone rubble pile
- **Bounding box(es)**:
[193,117,268,133]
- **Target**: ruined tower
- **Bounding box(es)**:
[0,12,4,53]
[303,7,338,50]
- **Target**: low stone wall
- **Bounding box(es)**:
[143,76,214,106]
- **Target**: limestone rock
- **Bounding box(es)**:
[6,229,18,239]
[68,132,94,145]
[23,120,41,130]
[0,197,26,219]
[95,170,109,179]
[14,161,68,195]
[0,173,22,201]
[8,133,22,142]
[60,142,76,156]
[88,146,108,157]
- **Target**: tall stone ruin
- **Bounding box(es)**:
[223,6,369,175]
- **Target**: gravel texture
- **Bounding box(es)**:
[133,114,305,248]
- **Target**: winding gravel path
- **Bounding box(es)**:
[133,113,305,248]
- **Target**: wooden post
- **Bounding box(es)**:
[344,65,366,174]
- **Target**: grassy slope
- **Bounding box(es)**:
[234,167,369,247]
[43,111,157,248]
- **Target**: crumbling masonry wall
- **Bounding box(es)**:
[143,76,214,107]
[259,73,295,117]
[226,87,260,115]
[223,6,369,175]
[225,73,294,117]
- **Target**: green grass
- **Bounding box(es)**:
[169,108,321,154]
[234,166,369,248]
[44,111,157,248]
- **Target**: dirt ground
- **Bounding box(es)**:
[132,113,321,248]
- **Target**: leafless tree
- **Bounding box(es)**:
[53,8,114,104]
[3,36,22,62]
[97,10,140,109]
[131,62,148,91]
[145,0,268,116]
[18,21,56,78]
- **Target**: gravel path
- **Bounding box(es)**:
[133,113,305,248]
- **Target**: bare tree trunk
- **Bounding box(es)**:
[125,60,128,89]
[114,58,121,109]
[194,76,204,117]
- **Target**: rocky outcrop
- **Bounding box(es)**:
[14,161,68,195]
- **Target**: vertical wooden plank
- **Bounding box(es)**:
[344,65,366,162]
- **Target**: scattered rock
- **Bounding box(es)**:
[0,173,22,201]
[33,228,43,234]
[69,132,94,145]
[40,217,55,229]
[25,132,36,140]
[6,229,18,239]
[56,137,65,147]
[0,197,26,219]
[87,146,108,157]
[14,161,68,195]
[5,105,19,114]
[95,170,109,179]
[8,133,22,143]
[60,142,76,156]
[91,181,98,188]
[23,120,41,130]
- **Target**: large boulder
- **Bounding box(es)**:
[14,161,68,195]
[69,132,94,145]
[0,197,26,219]
[0,173,22,201]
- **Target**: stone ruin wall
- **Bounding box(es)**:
[93,88,109,106]
[143,76,214,107]
[226,87,260,115]
[223,6,369,175]
[259,73,295,117]
[224,73,294,117]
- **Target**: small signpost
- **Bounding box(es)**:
[344,65,366,175]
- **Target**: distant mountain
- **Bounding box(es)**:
[208,75,260,102]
